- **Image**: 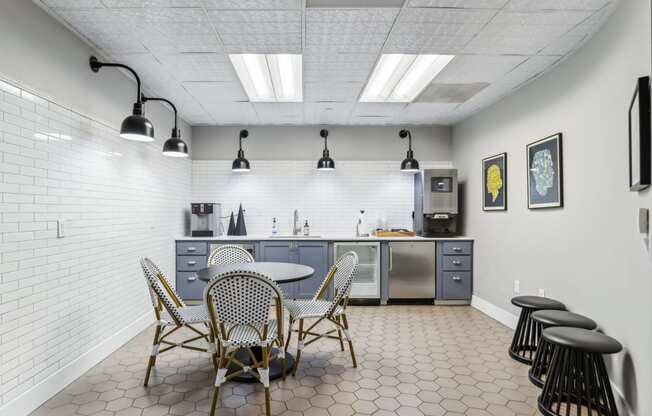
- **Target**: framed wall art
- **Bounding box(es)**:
[527,133,563,209]
[482,152,507,211]
[628,76,651,191]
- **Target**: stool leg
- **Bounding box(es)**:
[510,307,540,364]
[529,337,552,387]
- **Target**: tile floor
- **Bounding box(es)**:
[30,306,541,416]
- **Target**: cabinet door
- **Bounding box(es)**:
[259,241,295,298]
[294,242,328,299]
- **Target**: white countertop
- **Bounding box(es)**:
[175,235,472,242]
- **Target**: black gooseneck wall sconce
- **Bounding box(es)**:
[399,129,420,173]
[232,129,251,172]
[89,56,154,142]
[317,129,335,171]
[141,94,188,158]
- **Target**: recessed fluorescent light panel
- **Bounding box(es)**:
[360,54,455,103]
[229,54,302,102]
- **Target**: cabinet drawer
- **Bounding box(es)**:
[442,255,471,270]
[441,272,472,300]
[177,255,206,271]
[177,242,207,255]
[441,241,472,255]
[177,272,206,300]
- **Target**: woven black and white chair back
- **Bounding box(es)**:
[327,251,358,316]
[207,244,254,267]
[140,258,185,325]
[204,271,283,342]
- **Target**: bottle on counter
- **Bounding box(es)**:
[271,217,278,235]
[303,220,310,236]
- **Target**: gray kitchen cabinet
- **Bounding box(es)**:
[258,240,328,299]
[436,240,473,302]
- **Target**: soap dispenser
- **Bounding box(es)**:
[303,220,310,236]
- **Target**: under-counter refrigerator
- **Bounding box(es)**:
[388,241,437,300]
[334,242,380,299]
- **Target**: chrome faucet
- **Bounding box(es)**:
[293,209,300,235]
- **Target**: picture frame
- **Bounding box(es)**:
[527,133,563,209]
[482,152,507,211]
[628,76,651,191]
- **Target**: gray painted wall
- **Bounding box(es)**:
[191,126,452,161]
[452,0,651,413]
[0,0,191,144]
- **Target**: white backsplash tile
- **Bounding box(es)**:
[192,160,453,236]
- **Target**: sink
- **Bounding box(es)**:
[269,235,322,238]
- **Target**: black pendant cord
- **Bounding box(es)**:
[89,56,142,105]
[320,129,329,156]
[400,129,413,158]
[141,94,179,134]
[238,130,248,157]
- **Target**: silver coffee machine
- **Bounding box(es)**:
[191,203,222,237]
[414,169,459,237]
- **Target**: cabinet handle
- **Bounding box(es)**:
[187,247,197,252]
[452,276,462,281]
[187,260,196,265]
[452,260,462,266]
[453,247,462,252]
[389,247,393,271]
[187,275,197,281]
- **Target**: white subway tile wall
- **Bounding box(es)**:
[192,160,453,236]
[0,79,191,407]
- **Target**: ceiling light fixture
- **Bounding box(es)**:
[229,54,302,102]
[232,129,251,172]
[141,94,189,158]
[317,129,335,171]
[399,129,419,173]
[361,54,455,103]
[89,56,154,142]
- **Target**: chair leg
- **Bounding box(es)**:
[335,316,345,351]
[144,324,162,386]
[263,346,271,416]
[210,348,227,416]
[341,314,357,368]
[285,318,294,351]
[292,319,304,377]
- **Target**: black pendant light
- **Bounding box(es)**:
[399,129,420,173]
[89,56,154,142]
[317,129,335,171]
[141,94,189,158]
[232,129,250,172]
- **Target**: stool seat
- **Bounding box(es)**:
[511,296,565,310]
[543,327,622,354]
[531,310,597,330]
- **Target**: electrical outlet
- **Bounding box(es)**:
[538,288,545,297]
[513,280,520,294]
[57,220,64,238]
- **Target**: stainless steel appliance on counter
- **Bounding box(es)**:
[191,203,222,237]
[388,241,436,301]
[414,168,459,237]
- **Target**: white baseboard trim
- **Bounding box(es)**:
[0,311,153,416]
[471,295,518,329]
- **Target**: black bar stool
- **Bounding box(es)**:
[529,310,597,387]
[538,327,622,416]
[509,296,565,364]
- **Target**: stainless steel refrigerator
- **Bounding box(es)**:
[388,241,436,300]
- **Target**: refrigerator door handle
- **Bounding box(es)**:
[389,247,393,271]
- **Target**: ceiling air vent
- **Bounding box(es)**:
[416,83,489,104]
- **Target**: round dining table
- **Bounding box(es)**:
[196,262,315,382]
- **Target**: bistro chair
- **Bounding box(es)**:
[204,270,286,416]
[285,251,359,375]
[207,244,254,266]
[139,258,215,386]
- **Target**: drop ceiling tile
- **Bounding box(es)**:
[214,22,300,34]
[398,103,460,124]
[94,35,148,54]
[305,82,364,102]
[417,82,489,103]
[253,103,304,124]
[351,103,406,118]
[103,0,202,6]
[114,7,208,23]
[383,34,474,54]
[490,9,594,25]
[140,21,216,36]
[539,34,587,55]
[207,102,259,124]
[303,102,354,124]
[397,7,497,24]
[184,81,248,104]
[504,0,610,11]
[207,10,302,24]
[306,8,400,24]
[434,55,527,84]
[304,55,377,82]
[42,0,105,8]
[348,116,395,125]
[407,0,508,7]
[157,53,236,82]
[220,34,302,54]
[202,0,301,8]
[142,32,222,54]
